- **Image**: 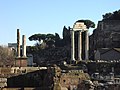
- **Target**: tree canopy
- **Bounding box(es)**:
[29,33,56,44]
[28,33,62,48]
[102,9,120,20]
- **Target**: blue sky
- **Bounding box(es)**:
[0,0,120,46]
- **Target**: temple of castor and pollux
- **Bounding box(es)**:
[70,22,89,62]
[1,20,120,90]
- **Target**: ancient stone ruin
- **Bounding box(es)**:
[15,29,27,67]
[70,22,89,63]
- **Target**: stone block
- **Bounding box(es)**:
[15,57,27,67]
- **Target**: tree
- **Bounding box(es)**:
[76,20,95,29]
[28,34,46,45]
[63,26,68,39]
[29,33,56,42]
[55,33,60,40]
[102,9,120,20]
[55,33,62,47]
[46,34,55,40]
[0,46,15,66]
[102,13,112,20]
[29,33,60,48]
[62,26,71,46]
[46,40,55,48]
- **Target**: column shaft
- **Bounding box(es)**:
[22,35,26,57]
[17,29,20,57]
[78,31,82,60]
[71,30,75,61]
[85,30,89,60]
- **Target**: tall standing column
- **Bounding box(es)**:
[22,35,26,57]
[85,30,89,60]
[70,30,75,61]
[78,30,82,61]
[17,29,20,57]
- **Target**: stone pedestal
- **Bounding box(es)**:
[15,57,27,67]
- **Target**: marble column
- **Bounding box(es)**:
[85,30,89,60]
[78,30,82,61]
[22,35,26,57]
[17,29,20,57]
[70,30,75,61]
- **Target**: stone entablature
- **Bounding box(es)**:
[73,22,87,31]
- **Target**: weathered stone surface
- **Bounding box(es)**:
[15,57,27,67]
[90,20,120,59]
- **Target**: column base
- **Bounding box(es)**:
[15,57,28,67]
[78,58,82,61]
[70,59,76,64]
[85,56,89,60]
[85,58,89,60]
